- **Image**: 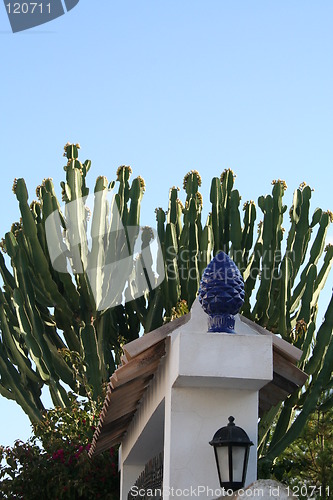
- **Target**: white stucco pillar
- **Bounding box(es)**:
[164,387,259,499]
[162,303,273,499]
[118,299,274,500]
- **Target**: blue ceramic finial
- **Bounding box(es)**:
[198,251,245,333]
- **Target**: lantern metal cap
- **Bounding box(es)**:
[209,416,254,447]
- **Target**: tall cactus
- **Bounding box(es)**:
[0,144,155,419]
[155,171,213,315]
[0,146,332,472]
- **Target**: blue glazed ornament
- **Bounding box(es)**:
[198,251,245,333]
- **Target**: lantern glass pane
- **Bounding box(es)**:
[232,446,246,482]
[216,446,230,483]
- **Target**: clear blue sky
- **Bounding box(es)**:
[1,1,333,447]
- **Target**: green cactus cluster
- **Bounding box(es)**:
[0,145,332,468]
[0,145,154,420]
[155,170,213,316]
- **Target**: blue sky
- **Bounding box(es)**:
[1,1,333,447]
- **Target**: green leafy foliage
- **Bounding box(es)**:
[0,393,119,499]
[260,405,333,500]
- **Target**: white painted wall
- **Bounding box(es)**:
[163,387,258,499]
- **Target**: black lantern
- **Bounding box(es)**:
[209,416,253,492]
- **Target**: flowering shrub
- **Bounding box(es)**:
[0,393,119,499]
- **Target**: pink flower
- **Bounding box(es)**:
[74,445,85,459]
[52,449,65,463]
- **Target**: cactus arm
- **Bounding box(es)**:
[0,252,16,291]
[143,286,164,333]
[178,221,189,300]
[0,298,40,384]
[199,221,213,276]
[0,343,42,422]
[116,165,131,223]
[220,169,235,252]
[290,211,331,314]
[80,324,102,398]
[289,186,312,285]
[140,226,164,331]
[229,190,243,270]
[98,311,117,378]
[12,288,50,382]
[276,256,292,339]
[299,320,316,369]
[156,207,166,247]
[0,382,15,400]
[267,399,295,451]
[88,176,108,310]
[187,200,200,307]
[295,264,317,327]
[241,201,256,268]
[304,291,333,375]
[167,187,178,225]
[101,191,122,307]
[311,244,333,307]
[128,177,144,227]
[49,379,71,408]
[257,403,281,454]
[241,224,263,317]
[253,195,274,324]
[43,336,77,391]
[210,177,222,252]
[165,223,181,313]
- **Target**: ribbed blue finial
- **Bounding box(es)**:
[198,252,245,333]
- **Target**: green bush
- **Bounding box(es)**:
[259,405,333,500]
[0,393,119,499]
